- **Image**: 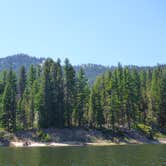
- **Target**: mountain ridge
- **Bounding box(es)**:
[0,54,110,84]
[1,54,164,84]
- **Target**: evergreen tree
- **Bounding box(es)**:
[123,67,133,129]
[17,66,27,129]
[56,59,65,128]
[18,66,26,98]
[73,68,90,126]
[64,58,76,127]
[158,71,166,128]
[49,60,61,127]
[88,77,104,128]
[38,59,53,128]
[150,67,161,125]
[131,68,141,126]
[116,63,125,126]
[139,70,148,124]
[0,59,165,132]
[1,68,17,132]
[36,81,45,128]
[102,71,112,128]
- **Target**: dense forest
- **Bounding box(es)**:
[0,58,165,133]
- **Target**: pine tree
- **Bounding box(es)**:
[27,65,37,128]
[38,58,64,128]
[64,58,76,127]
[150,66,162,125]
[18,66,26,98]
[116,63,125,126]
[158,71,166,128]
[73,68,90,126]
[88,86,96,127]
[56,59,65,128]
[131,68,141,126]
[17,66,27,129]
[28,65,36,88]
[88,77,104,128]
[38,59,53,128]
[107,70,120,131]
[1,68,17,132]
[36,82,45,128]
[50,60,60,127]
[123,67,133,129]
[139,70,148,124]
[102,71,112,128]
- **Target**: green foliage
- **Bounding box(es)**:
[154,132,166,138]
[73,68,90,126]
[137,124,153,139]
[38,59,65,128]
[0,57,165,136]
[0,131,14,141]
[36,130,52,142]
[89,76,104,128]
[1,68,17,132]
[158,71,166,128]
[64,58,76,127]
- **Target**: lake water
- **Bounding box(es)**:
[0,145,165,166]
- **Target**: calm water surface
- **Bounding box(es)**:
[0,144,165,166]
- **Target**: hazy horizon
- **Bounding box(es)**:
[1,53,166,67]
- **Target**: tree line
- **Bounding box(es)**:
[0,59,165,132]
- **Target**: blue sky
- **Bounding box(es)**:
[0,0,166,66]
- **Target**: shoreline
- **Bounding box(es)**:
[1,128,166,147]
[9,139,166,147]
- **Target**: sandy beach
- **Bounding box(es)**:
[9,138,166,147]
[10,141,80,147]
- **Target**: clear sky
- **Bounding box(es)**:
[0,0,166,66]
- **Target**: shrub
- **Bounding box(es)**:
[0,131,14,140]
[44,134,51,142]
[137,124,154,139]
[36,130,44,138]
[36,130,52,142]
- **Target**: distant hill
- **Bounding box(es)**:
[0,54,45,71]
[0,54,110,84]
[74,64,111,84]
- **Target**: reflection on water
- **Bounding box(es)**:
[0,144,165,166]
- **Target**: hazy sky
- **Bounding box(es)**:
[0,0,166,65]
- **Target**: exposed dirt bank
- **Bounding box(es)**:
[0,128,165,147]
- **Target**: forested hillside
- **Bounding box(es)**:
[0,58,165,135]
[0,54,44,71]
[74,64,111,84]
[0,54,110,84]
